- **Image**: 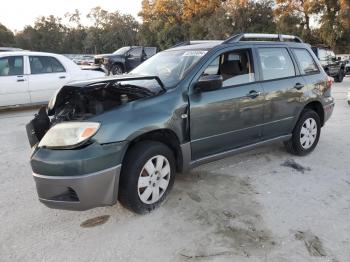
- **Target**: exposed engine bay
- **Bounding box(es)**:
[26,76,164,147]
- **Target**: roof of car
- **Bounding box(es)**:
[167,41,223,51]
[0,51,65,57]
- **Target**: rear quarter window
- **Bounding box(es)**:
[257,47,295,81]
[293,48,319,75]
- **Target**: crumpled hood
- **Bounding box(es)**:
[47,75,165,116]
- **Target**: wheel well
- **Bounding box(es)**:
[304,101,324,126]
[126,129,183,172]
[112,62,124,72]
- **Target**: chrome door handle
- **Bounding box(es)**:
[294,83,304,90]
[246,90,261,98]
[59,76,66,79]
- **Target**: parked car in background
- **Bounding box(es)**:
[0,51,105,108]
[345,60,350,75]
[94,46,157,75]
[0,47,23,52]
[312,45,346,82]
[27,33,334,214]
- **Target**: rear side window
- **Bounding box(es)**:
[0,56,23,76]
[293,49,319,75]
[29,56,65,74]
[257,48,295,81]
[144,47,157,58]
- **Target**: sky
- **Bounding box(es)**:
[1,0,142,32]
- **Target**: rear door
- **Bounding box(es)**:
[28,55,68,103]
[0,56,30,107]
[256,46,306,139]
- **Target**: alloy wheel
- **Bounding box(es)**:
[137,155,171,204]
[300,118,317,149]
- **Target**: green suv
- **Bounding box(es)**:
[27,33,335,214]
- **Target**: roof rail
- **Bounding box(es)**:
[223,33,303,44]
[171,40,222,48]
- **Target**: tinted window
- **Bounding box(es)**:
[29,56,65,74]
[144,47,157,58]
[318,49,327,61]
[258,48,295,80]
[202,49,255,87]
[0,56,23,76]
[293,49,319,75]
[128,47,142,57]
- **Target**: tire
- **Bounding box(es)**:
[284,109,321,156]
[335,69,344,83]
[118,141,176,214]
[111,64,123,75]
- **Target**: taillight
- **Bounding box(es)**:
[326,76,334,89]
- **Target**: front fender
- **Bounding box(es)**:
[89,88,188,145]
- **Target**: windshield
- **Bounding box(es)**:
[130,49,208,88]
[113,47,131,55]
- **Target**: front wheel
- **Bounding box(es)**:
[119,141,176,214]
[284,109,321,156]
[111,64,123,75]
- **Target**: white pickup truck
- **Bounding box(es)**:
[0,51,105,108]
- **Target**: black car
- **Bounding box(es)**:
[312,45,346,82]
[94,46,157,75]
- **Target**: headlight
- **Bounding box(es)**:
[38,122,100,148]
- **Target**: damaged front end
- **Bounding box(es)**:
[26,76,164,148]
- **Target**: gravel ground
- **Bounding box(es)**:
[0,78,349,262]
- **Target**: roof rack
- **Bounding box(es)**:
[171,40,222,48]
[223,33,303,44]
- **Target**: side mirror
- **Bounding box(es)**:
[194,75,223,93]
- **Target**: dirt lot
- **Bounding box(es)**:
[0,78,349,262]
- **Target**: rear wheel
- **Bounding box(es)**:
[284,109,321,156]
[119,141,175,214]
[335,69,344,83]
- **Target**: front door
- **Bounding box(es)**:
[0,56,30,107]
[125,47,143,71]
[189,48,264,160]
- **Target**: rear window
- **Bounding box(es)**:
[293,49,319,75]
[257,48,295,81]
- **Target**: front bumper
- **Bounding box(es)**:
[33,165,121,211]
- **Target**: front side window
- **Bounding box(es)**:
[202,49,255,87]
[128,47,142,58]
[293,49,319,75]
[29,56,65,74]
[258,48,295,81]
[0,56,23,76]
[130,49,208,88]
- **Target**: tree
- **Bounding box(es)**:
[0,23,15,46]
[227,0,276,34]
[274,0,322,41]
